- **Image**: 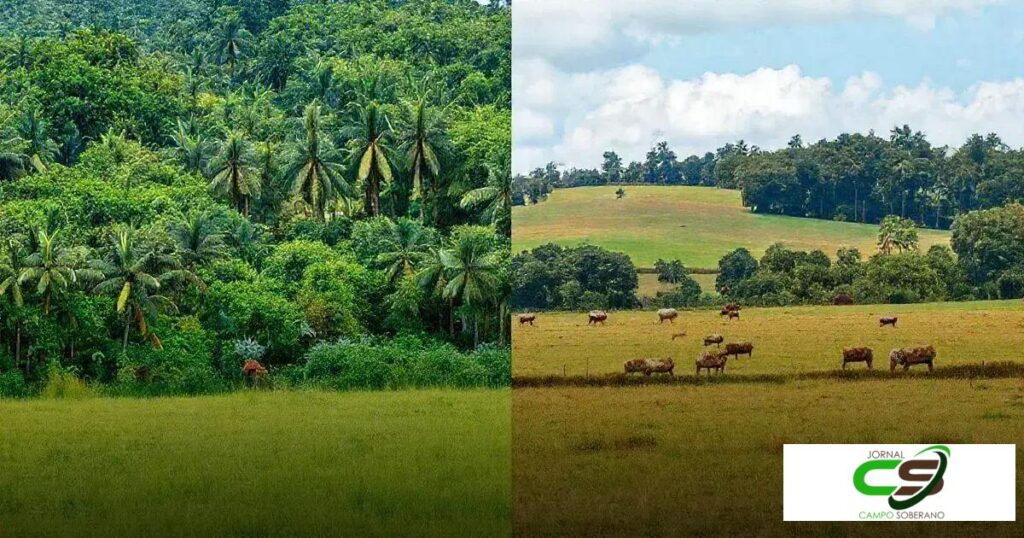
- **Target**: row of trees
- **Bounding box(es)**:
[0,0,512,394]
[518,128,1024,230]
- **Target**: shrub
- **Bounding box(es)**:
[472,344,511,387]
[40,362,91,400]
[205,280,305,362]
[0,369,28,398]
[113,317,224,396]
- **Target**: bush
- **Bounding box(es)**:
[0,369,28,398]
[40,362,91,400]
[205,280,305,363]
[472,343,511,387]
[112,317,224,396]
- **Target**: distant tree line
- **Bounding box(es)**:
[515,128,1024,230]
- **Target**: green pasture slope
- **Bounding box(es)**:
[0,389,510,537]
[512,186,951,269]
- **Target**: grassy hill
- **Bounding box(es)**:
[512,186,951,269]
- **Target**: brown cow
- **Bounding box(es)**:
[725,310,740,321]
[242,359,268,387]
[833,293,854,305]
[657,308,679,324]
[723,303,741,312]
[841,347,873,369]
[624,358,675,376]
[588,310,608,325]
[889,346,936,372]
[703,333,724,347]
[879,316,898,327]
[518,313,537,326]
[696,350,728,375]
[724,342,753,359]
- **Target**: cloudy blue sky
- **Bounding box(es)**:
[513,0,1024,172]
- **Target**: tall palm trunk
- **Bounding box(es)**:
[122,320,131,352]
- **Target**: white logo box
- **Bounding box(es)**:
[783,444,1016,521]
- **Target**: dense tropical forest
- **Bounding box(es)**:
[516,128,1024,230]
[0,0,512,397]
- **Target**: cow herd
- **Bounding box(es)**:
[516,308,939,377]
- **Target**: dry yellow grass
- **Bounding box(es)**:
[512,186,950,269]
[513,300,1024,377]
[513,379,1024,536]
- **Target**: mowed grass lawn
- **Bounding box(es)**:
[513,379,1024,537]
[512,186,950,268]
[513,300,1024,377]
[0,389,510,537]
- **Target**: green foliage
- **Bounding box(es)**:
[205,279,304,363]
[0,368,28,398]
[113,317,223,396]
[951,203,1024,288]
[852,253,945,304]
[716,248,758,292]
[512,243,637,311]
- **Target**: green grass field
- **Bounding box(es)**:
[512,300,1024,377]
[512,186,951,268]
[0,389,510,537]
[513,379,1024,536]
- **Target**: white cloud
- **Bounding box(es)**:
[514,62,1024,172]
[515,0,1003,70]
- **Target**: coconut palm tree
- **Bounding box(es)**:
[0,235,29,365]
[213,14,251,77]
[170,118,213,175]
[377,219,432,284]
[416,246,452,335]
[460,156,512,235]
[88,228,177,351]
[17,107,58,172]
[19,229,81,314]
[398,94,447,222]
[441,232,499,347]
[284,102,349,220]
[209,132,259,216]
[167,210,226,268]
[344,80,394,217]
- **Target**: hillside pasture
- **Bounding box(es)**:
[513,379,1024,536]
[512,300,1024,377]
[0,389,510,537]
[512,186,950,269]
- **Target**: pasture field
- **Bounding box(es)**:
[513,379,1024,536]
[512,300,1024,377]
[512,186,950,268]
[0,389,510,537]
[637,272,719,298]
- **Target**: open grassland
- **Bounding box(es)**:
[637,272,719,297]
[0,389,510,537]
[513,379,1024,537]
[513,300,1024,377]
[512,186,950,268]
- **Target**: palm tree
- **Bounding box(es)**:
[19,229,80,314]
[89,228,176,352]
[398,95,447,222]
[344,83,394,217]
[167,210,226,268]
[0,236,28,366]
[377,219,431,284]
[17,107,58,172]
[209,132,259,216]
[284,102,349,221]
[441,233,499,347]
[460,157,512,235]
[170,118,212,174]
[416,245,452,335]
[213,14,251,77]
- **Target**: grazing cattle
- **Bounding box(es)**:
[695,350,728,375]
[724,342,753,359]
[725,310,740,321]
[723,303,741,312]
[889,346,936,372]
[703,333,724,347]
[841,347,873,369]
[242,359,268,387]
[518,313,537,326]
[624,358,675,376]
[657,308,679,323]
[671,332,687,341]
[879,316,898,328]
[588,310,608,325]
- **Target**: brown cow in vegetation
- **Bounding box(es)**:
[242,359,268,387]
[723,303,741,312]
[889,346,936,372]
[696,350,728,375]
[724,342,753,359]
[588,310,608,325]
[833,293,854,305]
[724,310,740,321]
[703,333,724,347]
[841,347,873,369]
[624,357,675,376]
[657,308,679,323]
[518,313,536,326]
[879,316,898,327]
